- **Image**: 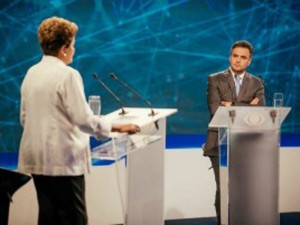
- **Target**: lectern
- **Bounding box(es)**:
[91,107,177,225]
[209,106,291,225]
[0,168,31,225]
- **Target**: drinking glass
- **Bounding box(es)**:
[89,95,101,115]
[273,93,283,107]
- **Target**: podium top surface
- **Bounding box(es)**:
[103,107,177,126]
[209,106,291,129]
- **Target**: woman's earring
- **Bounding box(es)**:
[63,53,67,57]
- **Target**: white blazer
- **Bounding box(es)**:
[18,55,111,175]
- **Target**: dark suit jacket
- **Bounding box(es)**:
[203,68,266,157]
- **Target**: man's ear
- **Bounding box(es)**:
[247,59,252,66]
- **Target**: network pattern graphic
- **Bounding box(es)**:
[0,0,300,152]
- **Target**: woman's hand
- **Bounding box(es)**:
[112,124,141,134]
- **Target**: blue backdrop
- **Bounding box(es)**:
[1,0,300,152]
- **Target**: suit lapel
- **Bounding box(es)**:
[224,69,236,100]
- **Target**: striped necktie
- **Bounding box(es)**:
[234,75,241,95]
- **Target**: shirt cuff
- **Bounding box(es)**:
[94,117,112,139]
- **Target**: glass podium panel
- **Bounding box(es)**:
[90,108,177,225]
[210,106,290,131]
[209,106,291,225]
[91,122,162,161]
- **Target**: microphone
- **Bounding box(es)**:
[110,73,157,116]
[270,109,277,124]
[92,73,127,115]
[229,110,236,123]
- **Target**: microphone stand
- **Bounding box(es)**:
[110,73,158,117]
[92,74,127,115]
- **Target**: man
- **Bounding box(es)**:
[203,40,265,225]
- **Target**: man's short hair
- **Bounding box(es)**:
[230,40,254,57]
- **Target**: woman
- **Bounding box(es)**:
[18,16,140,225]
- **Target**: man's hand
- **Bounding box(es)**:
[221,101,232,107]
[250,97,259,105]
[112,124,141,134]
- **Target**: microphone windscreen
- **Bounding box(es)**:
[92,73,98,79]
[110,73,117,79]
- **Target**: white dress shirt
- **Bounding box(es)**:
[229,67,245,85]
[18,55,111,175]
